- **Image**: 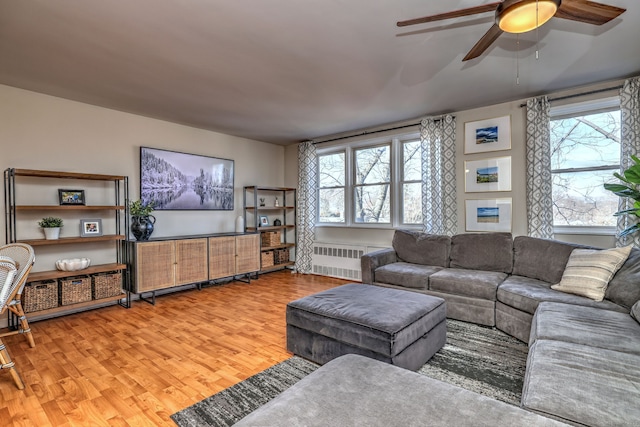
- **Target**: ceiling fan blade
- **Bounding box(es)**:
[555,0,626,25]
[397,2,501,27]
[463,23,503,61]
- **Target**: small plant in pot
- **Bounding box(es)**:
[604,154,640,245]
[38,217,64,240]
[129,199,156,241]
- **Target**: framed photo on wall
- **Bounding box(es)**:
[464,156,512,193]
[464,115,511,154]
[80,219,103,237]
[465,198,512,232]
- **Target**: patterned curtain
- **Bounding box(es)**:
[421,115,457,235]
[295,141,318,274]
[525,96,554,239]
[616,76,640,247]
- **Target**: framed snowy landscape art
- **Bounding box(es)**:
[140,147,234,210]
[464,115,511,154]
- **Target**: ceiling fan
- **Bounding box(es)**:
[397,0,626,61]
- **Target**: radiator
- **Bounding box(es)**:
[312,242,389,281]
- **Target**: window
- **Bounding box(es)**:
[550,97,621,231]
[318,151,345,223]
[316,132,422,227]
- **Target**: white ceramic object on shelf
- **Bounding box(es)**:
[55,258,91,271]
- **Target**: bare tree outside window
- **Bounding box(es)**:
[354,145,391,223]
[318,152,345,223]
[402,140,422,224]
[551,109,621,227]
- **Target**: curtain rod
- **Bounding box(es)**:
[519,85,623,108]
[312,121,421,145]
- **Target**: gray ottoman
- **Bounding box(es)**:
[286,283,446,371]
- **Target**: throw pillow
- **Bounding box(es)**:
[631,300,640,324]
[551,246,633,301]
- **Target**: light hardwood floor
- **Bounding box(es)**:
[0,271,348,426]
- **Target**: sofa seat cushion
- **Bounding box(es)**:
[449,232,513,273]
[530,302,640,354]
[522,340,640,427]
[429,268,506,301]
[497,275,627,315]
[235,354,568,427]
[392,229,451,267]
[375,262,442,290]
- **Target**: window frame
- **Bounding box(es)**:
[317,150,347,224]
[549,96,621,235]
[315,130,422,229]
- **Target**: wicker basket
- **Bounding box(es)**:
[261,251,274,268]
[92,271,122,300]
[261,231,281,247]
[23,280,58,313]
[60,275,92,306]
[274,248,290,265]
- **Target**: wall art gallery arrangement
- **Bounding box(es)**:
[140,147,234,210]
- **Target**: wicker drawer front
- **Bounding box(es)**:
[23,280,58,313]
[274,248,290,264]
[261,231,281,247]
[60,276,92,306]
[261,251,274,268]
[92,272,122,300]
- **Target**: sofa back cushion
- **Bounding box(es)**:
[606,246,640,309]
[449,232,513,273]
[512,236,593,284]
[392,230,450,267]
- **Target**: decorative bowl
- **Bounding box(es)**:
[55,258,91,271]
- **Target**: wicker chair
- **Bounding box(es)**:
[0,257,24,389]
[0,243,36,349]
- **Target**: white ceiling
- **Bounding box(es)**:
[1,1,638,145]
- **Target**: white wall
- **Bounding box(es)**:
[0,84,285,272]
[285,78,626,250]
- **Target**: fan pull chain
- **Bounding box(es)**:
[516,34,520,85]
[536,0,540,59]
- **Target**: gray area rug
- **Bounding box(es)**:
[171,320,528,427]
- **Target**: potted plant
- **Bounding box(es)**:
[38,217,64,240]
[604,154,640,244]
[128,199,156,241]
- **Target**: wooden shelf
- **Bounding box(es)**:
[27,263,127,282]
[16,205,125,211]
[244,186,296,191]
[25,293,126,317]
[11,168,126,181]
[18,234,125,246]
[245,206,295,211]
[261,243,295,252]
[246,225,295,232]
[260,261,295,273]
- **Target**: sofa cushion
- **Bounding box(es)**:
[511,236,591,284]
[522,340,640,427]
[632,299,640,324]
[429,268,506,301]
[551,246,632,301]
[375,262,442,290]
[392,230,450,267]
[449,233,513,274]
[497,275,627,315]
[606,246,640,309]
[530,302,640,354]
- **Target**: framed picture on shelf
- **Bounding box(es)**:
[465,156,512,192]
[58,189,85,205]
[80,219,103,237]
[465,198,512,232]
[259,215,269,227]
[464,115,511,154]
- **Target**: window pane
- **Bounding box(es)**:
[354,185,390,223]
[551,111,621,170]
[402,182,422,224]
[552,170,618,226]
[355,146,390,185]
[319,152,345,187]
[403,141,421,181]
[318,188,345,223]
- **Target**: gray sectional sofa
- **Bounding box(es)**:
[360,230,640,426]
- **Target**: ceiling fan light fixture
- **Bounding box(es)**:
[497,0,560,34]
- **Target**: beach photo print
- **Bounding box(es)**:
[464,115,511,154]
[465,198,512,232]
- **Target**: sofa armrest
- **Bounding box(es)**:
[361,248,397,284]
